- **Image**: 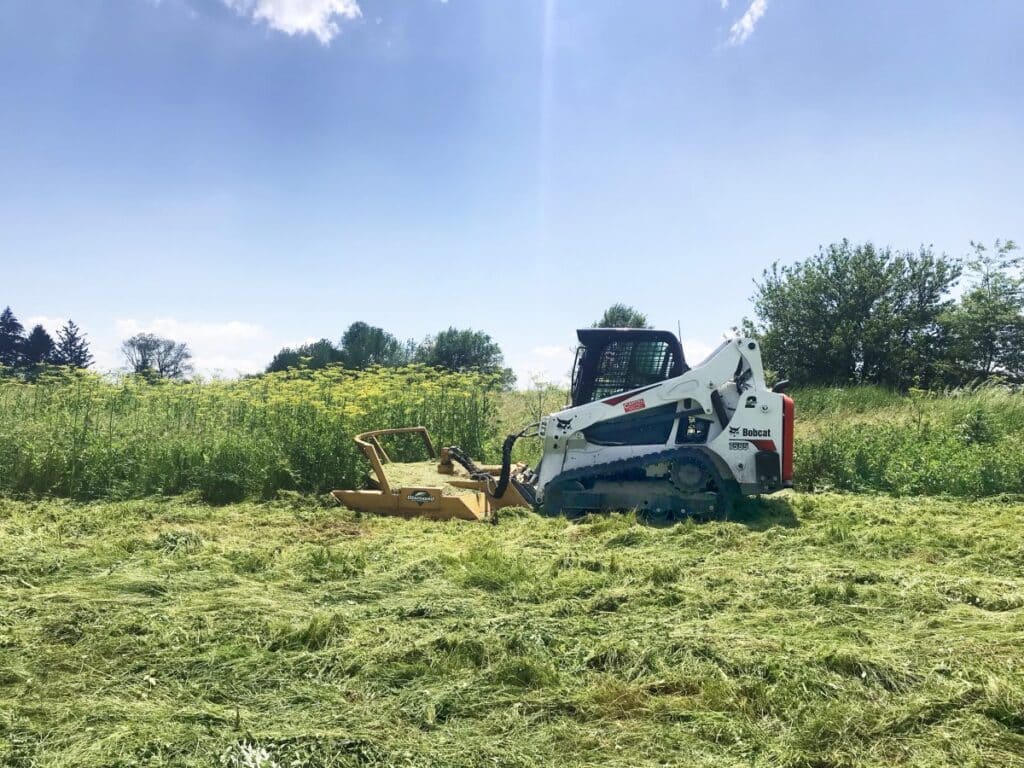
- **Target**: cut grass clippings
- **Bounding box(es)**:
[373,461,480,497]
[1,492,1022,767]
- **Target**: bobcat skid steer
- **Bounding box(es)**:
[332,329,793,520]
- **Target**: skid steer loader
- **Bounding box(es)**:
[332,329,793,520]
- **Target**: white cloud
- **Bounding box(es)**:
[26,315,68,334]
[223,0,362,44]
[728,0,768,45]
[115,317,263,343]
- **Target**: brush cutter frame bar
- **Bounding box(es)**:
[331,427,528,522]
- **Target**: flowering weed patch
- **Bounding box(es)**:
[0,366,498,503]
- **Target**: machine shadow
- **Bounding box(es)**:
[562,495,799,530]
[726,496,800,530]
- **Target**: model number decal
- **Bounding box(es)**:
[623,398,646,413]
[406,491,435,505]
[729,441,749,451]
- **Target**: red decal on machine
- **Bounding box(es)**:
[750,439,776,452]
[603,384,658,406]
[623,398,646,413]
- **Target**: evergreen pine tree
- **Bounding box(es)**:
[0,306,25,370]
[53,320,94,368]
[22,324,56,367]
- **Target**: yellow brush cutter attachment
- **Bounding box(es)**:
[331,427,531,522]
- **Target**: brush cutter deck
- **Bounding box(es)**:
[331,427,531,522]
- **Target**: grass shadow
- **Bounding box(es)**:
[727,496,800,531]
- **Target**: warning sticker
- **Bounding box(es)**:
[623,398,646,413]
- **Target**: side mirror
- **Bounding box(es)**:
[771,379,790,393]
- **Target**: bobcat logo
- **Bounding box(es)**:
[556,417,574,430]
[729,426,740,436]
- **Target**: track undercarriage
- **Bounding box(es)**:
[534,447,738,519]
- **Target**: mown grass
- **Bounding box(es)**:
[1,492,1022,767]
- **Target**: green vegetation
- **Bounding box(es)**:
[264,322,515,387]
[0,367,497,504]
[3,321,1024,767]
[593,303,650,329]
[7,370,1024,503]
[1,308,93,374]
[795,384,1024,496]
[747,238,1023,389]
[1,492,1021,767]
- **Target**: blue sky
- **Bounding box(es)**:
[2,0,1022,383]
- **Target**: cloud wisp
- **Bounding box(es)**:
[728,0,769,46]
[222,0,362,44]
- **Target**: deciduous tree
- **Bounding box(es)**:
[122,333,193,380]
[416,327,514,388]
[338,322,406,369]
[941,239,1024,381]
[593,304,650,329]
[749,240,961,388]
[265,339,341,373]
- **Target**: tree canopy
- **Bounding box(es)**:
[22,325,56,368]
[264,323,513,386]
[122,333,193,380]
[0,307,25,370]
[338,322,407,369]
[747,239,1024,388]
[940,239,1023,382]
[52,321,93,368]
[593,303,650,329]
[415,327,514,387]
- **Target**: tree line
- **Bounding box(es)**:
[745,238,1022,388]
[0,310,515,387]
[266,321,515,388]
[0,309,93,375]
[0,310,196,381]
[5,236,1018,390]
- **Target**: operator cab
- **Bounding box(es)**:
[570,329,688,407]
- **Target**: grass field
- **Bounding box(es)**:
[2,492,1022,767]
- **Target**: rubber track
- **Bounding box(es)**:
[541,445,734,516]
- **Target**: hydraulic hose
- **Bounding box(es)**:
[492,422,539,499]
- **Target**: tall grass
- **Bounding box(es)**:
[0,366,498,503]
[795,384,1024,496]
[5,371,1024,501]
